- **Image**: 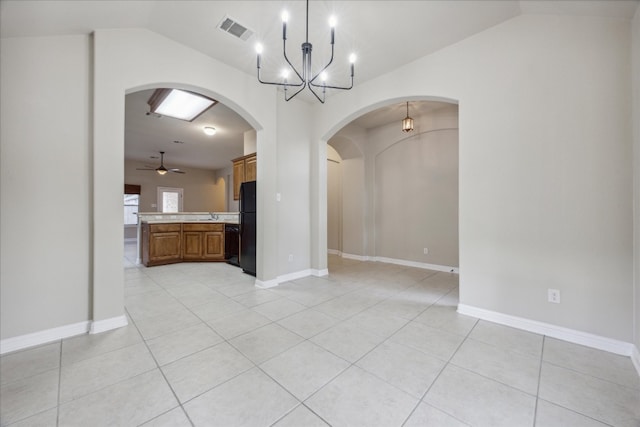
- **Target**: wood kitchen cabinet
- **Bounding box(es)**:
[142,223,182,266]
[182,223,224,261]
[232,153,257,200]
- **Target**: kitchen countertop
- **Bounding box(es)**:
[142,219,239,225]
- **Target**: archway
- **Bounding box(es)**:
[317,96,458,272]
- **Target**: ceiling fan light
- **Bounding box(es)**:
[203,126,216,136]
[156,168,168,175]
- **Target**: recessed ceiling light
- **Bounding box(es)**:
[148,89,217,121]
[203,126,217,136]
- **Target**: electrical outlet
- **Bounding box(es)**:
[548,289,561,304]
[423,248,429,255]
[288,254,293,262]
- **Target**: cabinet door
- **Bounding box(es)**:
[233,159,245,201]
[149,231,182,262]
[182,231,203,260]
[203,231,224,259]
[245,155,257,182]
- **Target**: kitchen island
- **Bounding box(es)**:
[136,212,239,267]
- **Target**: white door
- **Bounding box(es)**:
[157,187,183,212]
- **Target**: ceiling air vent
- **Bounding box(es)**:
[218,16,254,41]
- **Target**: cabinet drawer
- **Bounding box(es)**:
[183,223,223,232]
[149,223,182,233]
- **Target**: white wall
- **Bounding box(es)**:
[632,6,640,355]
[276,96,312,276]
[1,35,92,339]
[313,14,634,343]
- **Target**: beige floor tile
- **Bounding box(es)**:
[140,407,192,427]
[146,322,223,366]
[272,404,330,427]
[538,362,640,427]
[450,338,540,395]
[357,341,446,398]
[543,337,640,390]
[260,341,349,400]
[0,342,60,386]
[132,306,201,340]
[469,320,543,358]
[161,342,253,403]
[424,364,536,427]
[207,309,271,339]
[59,343,155,403]
[229,323,304,364]
[403,402,471,427]
[0,369,59,425]
[277,309,339,338]
[305,366,418,427]
[535,399,610,427]
[310,323,385,363]
[61,324,142,366]
[58,370,177,427]
[252,298,307,321]
[389,321,465,361]
[184,368,299,426]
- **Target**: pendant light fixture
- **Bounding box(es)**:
[255,0,356,103]
[402,101,414,133]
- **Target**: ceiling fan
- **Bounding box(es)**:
[136,151,185,175]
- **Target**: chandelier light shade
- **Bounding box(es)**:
[255,0,356,103]
[402,102,414,133]
[203,126,217,136]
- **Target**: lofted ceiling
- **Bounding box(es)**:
[2,0,637,170]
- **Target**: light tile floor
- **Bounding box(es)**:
[1,244,639,426]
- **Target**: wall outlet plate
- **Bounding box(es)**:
[548,289,561,304]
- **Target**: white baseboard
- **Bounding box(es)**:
[341,253,371,262]
[457,304,635,357]
[632,345,640,377]
[327,249,342,256]
[90,315,128,334]
[255,278,279,289]
[311,268,329,277]
[1,320,90,355]
[277,269,312,283]
[374,256,459,274]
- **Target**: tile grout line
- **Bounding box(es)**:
[56,339,62,427]
[399,315,479,427]
[125,306,196,427]
[532,335,546,427]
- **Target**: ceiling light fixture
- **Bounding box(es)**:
[402,102,414,133]
[255,0,356,103]
[203,126,217,136]
[148,89,217,121]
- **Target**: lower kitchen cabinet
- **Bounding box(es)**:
[142,223,182,266]
[182,223,224,261]
[142,222,226,266]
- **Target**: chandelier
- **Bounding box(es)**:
[255,0,356,103]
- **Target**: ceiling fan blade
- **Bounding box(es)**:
[169,169,186,174]
[136,168,155,171]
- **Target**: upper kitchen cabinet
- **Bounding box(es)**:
[232,153,257,200]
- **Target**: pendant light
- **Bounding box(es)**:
[402,102,414,133]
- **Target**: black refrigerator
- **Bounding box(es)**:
[239,181,257,276]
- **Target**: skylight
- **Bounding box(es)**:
[147,88,217,121]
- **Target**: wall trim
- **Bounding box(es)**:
[458,304,635,357]
[0,320,90,355]
[341,253,371,262]
[124,237,137,243]
[277,269,313,283]
[311,268,329,277]
[327,249,342,256]
[255,277,279,289]
[90,315,128,334]
[374,256,459,274]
